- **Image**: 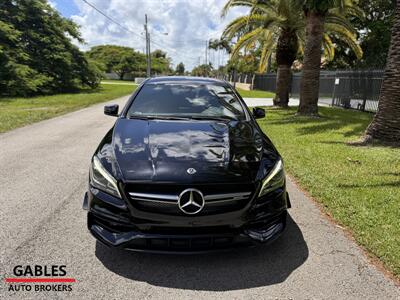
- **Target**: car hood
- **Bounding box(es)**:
[99,118,278,183]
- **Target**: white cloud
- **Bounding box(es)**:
[48,0,57,8]
[70,0,247,70]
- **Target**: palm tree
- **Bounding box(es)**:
[362,2,400,144]
[208,38,232,54]
[222,0,362,108]
[297,0,363,115]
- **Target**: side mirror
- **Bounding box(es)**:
[104,104,119,117]
[252,107,265,119]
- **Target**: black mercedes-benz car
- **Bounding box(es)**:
[83,76,290,253]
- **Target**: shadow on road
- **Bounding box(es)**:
[95,214,308,291]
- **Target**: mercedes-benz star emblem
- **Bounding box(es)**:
[187,168,196,175]
[178,188,205,215]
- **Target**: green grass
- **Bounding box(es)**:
[101,79,137,85]
[0,83,136,133]
[237,88,275,98]
[258,107,400,277]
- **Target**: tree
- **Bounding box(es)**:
[152,49,167,58]
[86,45,137,73]
[191,64,213,77]
[356,0,395,68]
[85,59,105,88]
[175,62,185,75]
[362,1,400,144]
[86,45,170,78]
[297,0,363,116]
[0,0,100,96]
[324,0,395,69]
[151,50,172,75]
[224,48,261,76]
[208,38,232,53]
[114,51,145,80]
[222,0,362,108]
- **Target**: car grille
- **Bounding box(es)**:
[125,235,253,252]
[125,183,256,216]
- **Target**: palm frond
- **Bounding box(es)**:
[222,15,253,40]
[221,0,257,17]
[258,34,275,72]
[330,5,365,19]
[325,15,356,34]
[325,23,363,59]
[322,34,335,61]
[222,14,281,40]
[250,1,279,15]
[221,0,364,73]
[230,27,265,59]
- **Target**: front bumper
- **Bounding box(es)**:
[84,185,289,253]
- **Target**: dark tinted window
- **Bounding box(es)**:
[127,82,246,119]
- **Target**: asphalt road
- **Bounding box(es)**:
[0,95,399,299]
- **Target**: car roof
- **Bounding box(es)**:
[146,76,227,85]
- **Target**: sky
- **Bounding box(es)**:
[51,0,248,71]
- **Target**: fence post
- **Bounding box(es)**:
[361,71,368,111]
[331,71,338,107]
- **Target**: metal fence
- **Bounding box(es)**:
[253,73,277,92]
[239,70,384,113]
[330,70,384,113]
[222,73,254,84]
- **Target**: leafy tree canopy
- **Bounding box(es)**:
[86,45,171,78]
[325,0,395,69]
[0,0,101,96]
[151,49,167,59]
[86,45,135,73]
[191,64,213,77]
[226,49,261,74]
[151,50,172,75]
[175,62,185,75]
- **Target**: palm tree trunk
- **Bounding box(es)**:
[364,3,400,143]
[274,30,297,108]
[298,11,325,116]
[274,65,291,107]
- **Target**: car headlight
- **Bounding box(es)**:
[90,156,121,198]
[258,159,285,197]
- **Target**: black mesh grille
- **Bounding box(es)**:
[125,235,252,252]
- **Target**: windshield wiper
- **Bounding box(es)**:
[128,115,191,121]
[190,115,236,121]
[154,116,192,120]
[127,115,150,120]
[128,115,236,121]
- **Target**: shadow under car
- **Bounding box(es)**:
[95,214,308,291]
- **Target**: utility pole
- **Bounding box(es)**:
[148,31,151,75]
[205,40,208,65]
[144,14,151,77]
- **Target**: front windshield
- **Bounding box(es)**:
[127,82,246,120]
